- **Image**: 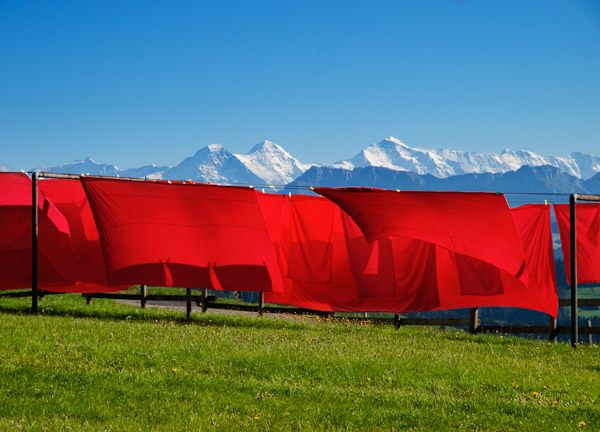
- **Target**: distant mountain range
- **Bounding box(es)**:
[34,137,600,194]
[288,165,600,197]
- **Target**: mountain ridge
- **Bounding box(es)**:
[32,137,600,190]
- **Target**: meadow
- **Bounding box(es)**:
[0,294,598,431]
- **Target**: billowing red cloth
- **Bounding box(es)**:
[314,187,528,287]
[260,193,449,312]
[38,179,125,293]
[261,192,557,316]
[340,211,395,298]
[287,195,336,283]
[429,204,557,316]
[554,203,600,284]
[0,173,72,289]
[259,193,342,309]
[81,178,282,291]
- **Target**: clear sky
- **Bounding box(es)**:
[1,0,599,171]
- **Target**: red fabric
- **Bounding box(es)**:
[81,178,282,291]
[340,211,395,298]
[313,187,528,288]
[262,192,557,317]
[429,205,557,316]
[554,203,600,284]
[0,173,72,289]
[38,179,125,293]
[259,193,344,310]
[261,194,448,312]
[287,196,336,283]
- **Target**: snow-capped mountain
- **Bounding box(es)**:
[32,137,600,189]
[120,164,169,180]
[336,137,585,179]
[35,140,312,186]
[163,144,264,185]
[234,140,312,185]
[288,164,597,196]
[38,156,121,177]
[571,152,600,180]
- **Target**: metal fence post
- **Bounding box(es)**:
[258,291,264,316]
[31,172,39,313]
[201,289,208,313]
[140,285,147,308]
[548,315,557,343]
[469,308,479,334]
[570,194,578,348]
[186,288,192,319]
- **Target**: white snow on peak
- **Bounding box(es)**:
[338,137,587,179]
[170,143,262,184]
[37,156,120,176]
[234,140,312,185]
[207,143,224,152]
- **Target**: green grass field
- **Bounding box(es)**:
[0,294,598,431]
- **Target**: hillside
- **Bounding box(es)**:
[0,294,598,431]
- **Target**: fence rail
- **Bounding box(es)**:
[3,287,599,344]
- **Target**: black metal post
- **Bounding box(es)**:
[469,308,479,334]
[31,172,39,313]
[570,194,578,348]
[548,315,557,343]
[201,288,208,313]
[186,288,192,319]
[394,314,400,330]
[258,291,264,316]
[140,285,147,308]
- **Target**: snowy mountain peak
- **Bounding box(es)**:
[191,143,225,158]
[338,139,590,179]
[207,143,224,152]
[170,144,262,185]
[248,140,280,153]
[379,136,410,148]
[37,156,120,176]
[234,140,311,185]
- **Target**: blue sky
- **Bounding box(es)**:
[1,0,599,171]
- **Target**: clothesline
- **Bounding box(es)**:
[29,170,579,198]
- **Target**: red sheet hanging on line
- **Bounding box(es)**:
[0,173,73,289]
[287,195,336,283]
[351,204,556,316]
[258,193,348,310]
[340,211,395,298]
[260,192,557,317]
[554,203,600,285]
[313,187,528,288]
[428,204,557,316]
[260,193,450,312]
[38,179,125,293]
[81,178,282,291]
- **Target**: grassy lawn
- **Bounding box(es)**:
[0,294,598,431]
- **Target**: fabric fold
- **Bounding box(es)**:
[554,203,600,285]
[81,178,282,292]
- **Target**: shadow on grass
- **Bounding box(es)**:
[0,298,314,332]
